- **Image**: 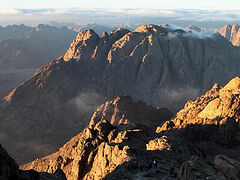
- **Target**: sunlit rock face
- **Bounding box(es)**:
[21,91,240,179]
[219,24,240,46]
[156,77,240,161]
[21,95,174,179]
[157,77,240,133]
[89,95,173,129]
[1,24,240,164]
[185,25,202,32]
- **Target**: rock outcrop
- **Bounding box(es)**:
[1,24,240,164]
[157,77,240,161]
[89,95,173,129]
[21,95,174,179]
[219,24,240,46]
[0,144,66,180]
[21,90,240,179]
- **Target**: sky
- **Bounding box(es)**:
[1,0,240,10]
[0,0,240,27]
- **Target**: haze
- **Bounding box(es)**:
[1,0,240,9]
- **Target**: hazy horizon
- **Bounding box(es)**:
[2,0,240,10]
[1,8,240,28]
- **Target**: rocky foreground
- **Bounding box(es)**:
[0,144,66,180]
[1,24,240,164]
[16,77,240,179]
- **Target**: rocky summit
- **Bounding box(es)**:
[157,77,240,160]
[21,78,240,179]
[1,24,240,164]
[219,24,240,47]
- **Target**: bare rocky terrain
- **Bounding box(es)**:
[1,24,240,165]
[21,77,240,179]
[219,24,240,47]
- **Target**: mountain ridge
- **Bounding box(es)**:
[1,24,240,164]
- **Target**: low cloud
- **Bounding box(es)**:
[0,9,21,15]
[71,91,103,113]
[1,8,240,28]
[166,25,213,39]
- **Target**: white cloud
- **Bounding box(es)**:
[0,9,21,14]
[1,8,240,27]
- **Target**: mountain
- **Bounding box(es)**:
[21,95,173,179]
[44,21,79,29]
[0,24,77,98]
[0,143,66,179]
[185,25,201,32]
[73,23,115,36]
[157,77,240,159]
[44,22,117,36]
[21,79,240,179]
[219,24,240,46]
[0,24,34,41]
[1,24,240,164]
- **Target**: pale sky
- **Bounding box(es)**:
[1,0,240,10]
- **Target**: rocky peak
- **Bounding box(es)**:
[134,24,162,33]
[219,24,240,46]
[232,24,240,33]
[102,31,109,38]
[36,24,57,31]
[110,28,130,36]
[63,29,100,61]
[222,76,240,94]
[219,25,232,40]
[186,25,201,32]
[157,77,240,147]
[89,95,173,129]
[75,29,99,42]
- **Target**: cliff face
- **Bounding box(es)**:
[1,24,240,164]
[219,24,240,46]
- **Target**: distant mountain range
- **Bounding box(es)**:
[45,21,131,36]
[0,24,77,98]
[1,24,240,165]
[0,24,34,41]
